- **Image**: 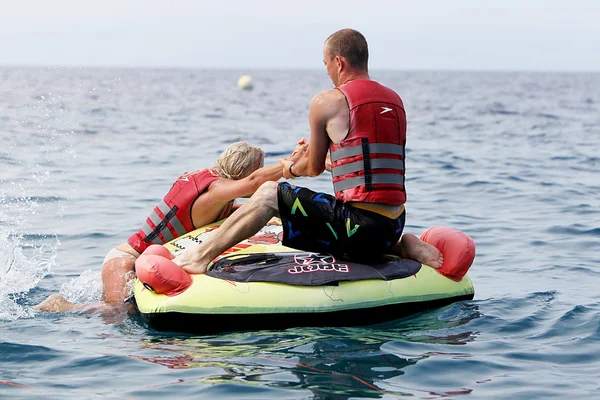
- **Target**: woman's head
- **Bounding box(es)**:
[212,141,264,180]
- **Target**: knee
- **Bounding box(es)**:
[251,181,279,210]
[254,181,278,200]
[102,257,135,277]
[258,180,278,192]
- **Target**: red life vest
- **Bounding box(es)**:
[330,79,407,205]
[127,169,220,253]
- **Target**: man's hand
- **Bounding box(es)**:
[289,137,308,162]
[325,153,332,172]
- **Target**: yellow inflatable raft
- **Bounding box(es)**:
[134,218,475,334]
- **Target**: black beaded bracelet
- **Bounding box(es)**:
[289,162,300,178]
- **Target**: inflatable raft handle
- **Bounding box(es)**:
[135,250,192,296]
[143,244,175,260]
[420,227,476,282]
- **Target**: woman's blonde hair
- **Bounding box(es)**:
[210,141,264,180]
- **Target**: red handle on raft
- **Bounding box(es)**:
[420,227,476,281]
[142,244,175,260]
[135,245,192,296]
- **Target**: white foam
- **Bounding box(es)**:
[58,269,103,303]
[0,229,57,321]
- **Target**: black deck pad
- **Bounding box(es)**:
[207,252,421,286]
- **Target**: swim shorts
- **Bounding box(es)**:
[277,182,405,261]
[103,248,136,265]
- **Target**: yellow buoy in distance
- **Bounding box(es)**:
[237,75,254,90]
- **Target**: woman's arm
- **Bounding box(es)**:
[208,143,308,202]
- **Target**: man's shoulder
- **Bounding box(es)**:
[311,88,346,106]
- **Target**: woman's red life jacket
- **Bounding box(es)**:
[127,169,220,253]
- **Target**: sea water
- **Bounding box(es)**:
[1,67,599,398]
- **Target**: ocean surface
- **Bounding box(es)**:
[1,67,599,399]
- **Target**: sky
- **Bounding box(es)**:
[1,0,599,71]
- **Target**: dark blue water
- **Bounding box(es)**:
[1,67,599,398]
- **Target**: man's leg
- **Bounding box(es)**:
[391,233,444,269]
[176,181,280,274]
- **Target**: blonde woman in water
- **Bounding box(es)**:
[36,141,306,312]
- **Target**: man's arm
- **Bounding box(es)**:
[281,91,334,179]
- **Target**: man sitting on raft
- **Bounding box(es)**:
[174,29,443,274]
[36,141,307,312]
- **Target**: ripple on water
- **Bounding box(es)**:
[1,195,66,204]
[547,225,600,237]
[0,341,62,364]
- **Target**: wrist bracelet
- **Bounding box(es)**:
[289,162,300,178]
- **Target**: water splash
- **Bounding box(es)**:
[58,269,103,303]
[0,229,57,321]
[0,156,61,320]
[0,73,75,320]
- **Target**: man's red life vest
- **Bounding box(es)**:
[329,79,407,205]
[127,169,220,253]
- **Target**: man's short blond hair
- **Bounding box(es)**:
[211,141,264,180]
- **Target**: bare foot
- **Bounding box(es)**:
[173,252,209,275]
[35,294,134,321]
[398,233,444,269]
[34,294,82,313]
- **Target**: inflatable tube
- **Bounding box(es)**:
[134,218,475,334]
[420,227,476,281]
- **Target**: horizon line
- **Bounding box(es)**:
[1,64,599,74]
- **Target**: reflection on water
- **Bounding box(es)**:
[131,302,481,399]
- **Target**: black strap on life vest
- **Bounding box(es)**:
[143,205,179,243]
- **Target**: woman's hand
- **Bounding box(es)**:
[280,158,296,179]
